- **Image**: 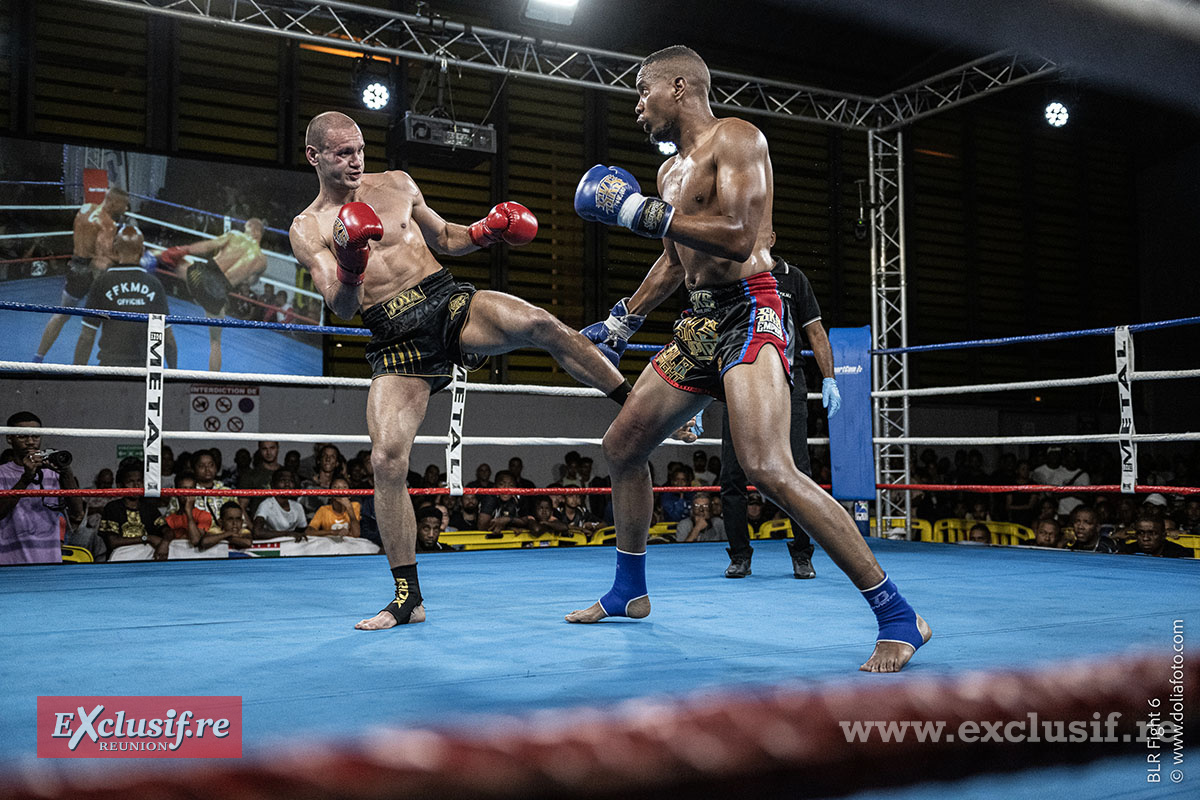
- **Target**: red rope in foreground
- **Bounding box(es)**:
[4,651,1194,799]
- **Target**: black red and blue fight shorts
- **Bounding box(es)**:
[361,268,487,393]
[652,271,794,401]
[186,259,234,316]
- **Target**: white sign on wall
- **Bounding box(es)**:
[189,384,260,434]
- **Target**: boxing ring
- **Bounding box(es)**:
[0,300,1197,798]
[2,0,1200,792]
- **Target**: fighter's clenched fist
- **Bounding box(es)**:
[332,201,383,286]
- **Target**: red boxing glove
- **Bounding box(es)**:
[158,246,188,268]
[468,201,538,248]
[333,201,383,286]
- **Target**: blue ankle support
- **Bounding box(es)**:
[861,575,924,651]
[598,548,648,617]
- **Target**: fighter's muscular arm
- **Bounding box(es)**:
[663,120,770,263]
[804,320,836,381]
[289,215,362,321]
[91,220,117,270]
[627,245,686,316]
[408,177,480,257]
[624,160,688,316]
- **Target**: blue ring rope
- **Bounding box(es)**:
[4,302,1198,355]
[0,300,363,336]
[625,314,1200,355]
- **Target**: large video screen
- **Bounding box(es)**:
[0,137,327,375]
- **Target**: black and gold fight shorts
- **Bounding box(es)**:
[186,259,233,316]
[651,271,794,401]
[361,268,487,393]
[63,256,94,302]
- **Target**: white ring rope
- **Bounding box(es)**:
[0,200,325,310]
[127,211,325,309]
[10,359,1194,401]
[876,368,1200,398]
[877,433,1200,445]
[876,373,1114,397]
[127,211,300,273]
[0,230,72,240]
[0,426,140,439]
[0,425,731,448]
[0,360,830,400]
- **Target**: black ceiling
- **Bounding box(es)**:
[438,0,985,98]
[427,0,1200,116]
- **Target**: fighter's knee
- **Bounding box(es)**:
[742,460,790,497]
[602,427,639,471]
[523,309,567,346]
[371,446,410,484]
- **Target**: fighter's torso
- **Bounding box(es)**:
[73,203,115,261]
[212,232,264,285]
[300,171,443,309]
[659,118,775,290]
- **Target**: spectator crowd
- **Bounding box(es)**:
[3,411,1198,565]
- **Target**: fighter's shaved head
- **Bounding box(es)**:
[640,45,711,96]
[112,223,144,264]
[305,111,360,150]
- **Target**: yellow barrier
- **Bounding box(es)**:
[61,545,94,563]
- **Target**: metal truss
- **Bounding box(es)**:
[80,0,1053,130]
[76,1,1060,537]
[868,129,911,536]
[872,51,1058,131]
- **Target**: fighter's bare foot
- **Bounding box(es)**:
[859,614,931,672]
[564,596,650,623]
[355,604,426,630]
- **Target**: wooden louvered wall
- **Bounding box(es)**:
[5,2,1141,399]
[31,1,147,147]
[0,0,11,131]
[907,103,1136,398]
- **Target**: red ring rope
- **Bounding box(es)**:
[1,650,1193,800]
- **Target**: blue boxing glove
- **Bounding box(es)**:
[822,377,842,419]
[580,297,645,367]
[574,165,674,238]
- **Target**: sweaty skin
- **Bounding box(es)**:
[565,53,929,673]
[292,112,626,631]
[203,230,268,288]
[33,191,129,360]
[73,196,125,269]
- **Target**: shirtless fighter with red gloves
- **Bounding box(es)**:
[290,111,632,630]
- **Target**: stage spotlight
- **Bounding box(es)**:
[362,81,390,110]
[1044,101,1069,127]
[656,140,678,156]
[524,0,578,26]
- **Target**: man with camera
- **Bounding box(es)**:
[0,411,83,564]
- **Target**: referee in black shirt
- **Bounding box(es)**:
[73,224,177,368]
[717,254,841,579]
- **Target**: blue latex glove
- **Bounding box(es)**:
[580,297,645,367]
[822,377,842,419]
